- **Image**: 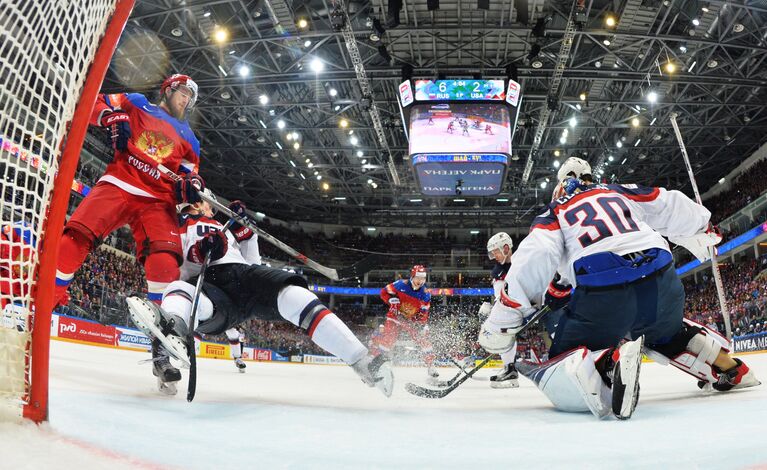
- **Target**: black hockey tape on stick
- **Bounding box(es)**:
[405,305,551,399]
[153,162,377,281]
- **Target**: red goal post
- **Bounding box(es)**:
[0,0,134,423]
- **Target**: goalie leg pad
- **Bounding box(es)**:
[646,319,729,384]
[517,347,612,418]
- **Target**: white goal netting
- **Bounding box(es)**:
[0,1,124,420]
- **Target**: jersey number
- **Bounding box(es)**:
[563,196,639,247]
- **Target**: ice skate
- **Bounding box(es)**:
[425,365,441,386]
[235,357,247,373]
[490,363,520,389]
[611,336,644,420]
[126,296,191,368]
[152,340,181,396]
[352,354,394,397]
[704,358,761,391]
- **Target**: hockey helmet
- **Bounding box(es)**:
[410,264,428,279]
[161,74,199,108]
[556,157,592,182]
[487,232,513,259]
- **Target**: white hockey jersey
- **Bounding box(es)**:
[178,213,262,281]
[503,183,711,314]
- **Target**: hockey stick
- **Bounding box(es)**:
[155,163,381,281]
[448,357,490,381]
[186,219,234,402]
[405,305,550,399]
[669,113,731,339]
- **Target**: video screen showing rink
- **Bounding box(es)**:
[408,103,512,155]
[2,339,765,469]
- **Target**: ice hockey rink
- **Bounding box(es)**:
[1,340,766,470]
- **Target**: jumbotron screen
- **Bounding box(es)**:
[408,103,512,155]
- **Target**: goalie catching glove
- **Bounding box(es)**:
[669,223,722,262]
[228,200,255,242]
[187,229,227,264]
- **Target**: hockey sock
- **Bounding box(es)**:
[55,229,93,289]
[277,285,367,365]
[144,252,180,304]
[500,341,518,366]
[225,328,242,359]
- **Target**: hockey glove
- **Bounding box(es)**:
[175,173,205,205]
[478,301,493,317]
[187,230,228,264]
[100,111,131,151]
[228,200,255,242]
[544,275,572,311]
[669,223,722,263]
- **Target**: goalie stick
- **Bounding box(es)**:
[155,163,381,281]
[405,305,550,399]
[187,218,233,402]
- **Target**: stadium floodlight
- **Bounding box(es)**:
[213,27,229,44]
[310,58,324,73]
[646,91,658,103]
[259,94,269,105]
[277,119,286,129]
[238,65,250,77]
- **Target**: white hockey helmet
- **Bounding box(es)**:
[557,157,592,182]
[176,188,216,213]
[487,232,513,259]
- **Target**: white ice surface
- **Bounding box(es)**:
[2,340,767,469]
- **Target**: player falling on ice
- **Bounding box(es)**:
[446,121,455,134]
[54,74,205,307]
[479,157,759,420]
[126,195,393,396]
[373,265,439,384]
[479,232,519,388]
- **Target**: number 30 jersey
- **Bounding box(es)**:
[503,183,711,313]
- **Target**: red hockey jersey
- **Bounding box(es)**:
[90,92,200,205]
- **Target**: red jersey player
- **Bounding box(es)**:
[374,265,439,383]
[1,221,36,330]
[55,74,204,306]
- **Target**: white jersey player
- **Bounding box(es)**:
[481,232,519,388]
[226,326,247,373]
[479,157,759,419]
[127,195,393,397]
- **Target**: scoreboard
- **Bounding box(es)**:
[414,79,506,101]
[398,78,522,198]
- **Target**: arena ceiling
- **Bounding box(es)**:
[98,0,767,228]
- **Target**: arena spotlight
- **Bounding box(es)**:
[277,119,286,129]
[310,58,325,73]
[297,18,309,28]
[339,118,349,128]
[259,94,269,105]
[646,90,658,103]
[631,117,640,127]
[579,92,587,101]
[664,61,676,74]
[213,27,229,44]
[605,14,617,27]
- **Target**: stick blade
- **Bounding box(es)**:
[404,382,451,399]
[186,333,197,402]
[335,254,383,280]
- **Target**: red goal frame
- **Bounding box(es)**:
[22,0,135,423]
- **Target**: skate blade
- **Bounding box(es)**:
[374,361,394,397]
[157,377,178,396]
[126,297,190,369]
[490,380,519,389]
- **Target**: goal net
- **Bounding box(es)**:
[0,0,133,422]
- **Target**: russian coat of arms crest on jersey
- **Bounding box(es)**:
[136,130,174,163]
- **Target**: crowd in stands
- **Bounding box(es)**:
[705,158,767,225]
[683,256,767,337]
